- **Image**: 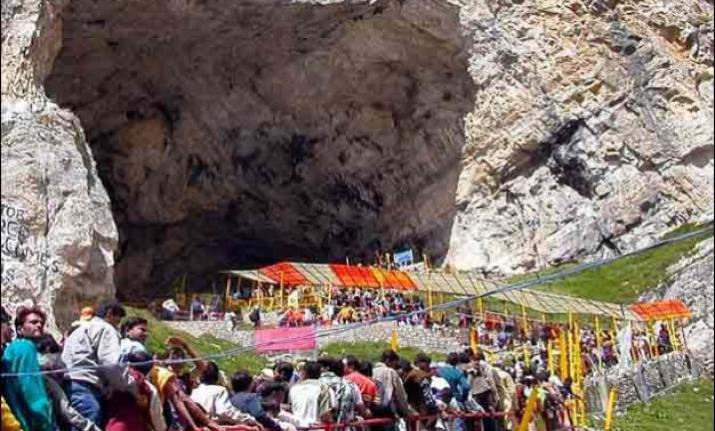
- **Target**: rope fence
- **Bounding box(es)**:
[1,224,711,379]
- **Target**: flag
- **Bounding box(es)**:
[390,328,399,352]
[470,327,478,354]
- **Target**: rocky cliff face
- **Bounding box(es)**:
[448,0,714,275]
[1,0,117,329]
[2,0,713,326]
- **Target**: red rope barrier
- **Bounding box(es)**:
[293,411,510,431]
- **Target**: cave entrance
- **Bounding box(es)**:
[45,0,476,300]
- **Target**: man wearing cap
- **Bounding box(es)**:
[62,300,137,428]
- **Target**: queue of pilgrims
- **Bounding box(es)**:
[1,300,677,431]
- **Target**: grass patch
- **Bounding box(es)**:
[606,378,714,431]
[126,307,267,375]
[510,223,713,304]
[320,340,446,363]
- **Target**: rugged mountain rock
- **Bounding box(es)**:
[1,0,117,329]
[448,0,714,275]
[1,0,713,327]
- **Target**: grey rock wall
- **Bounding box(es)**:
[1,0,117,330]
[448,0,714,275]
[585,352,696,416]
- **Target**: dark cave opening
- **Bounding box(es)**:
[45,0,476,299]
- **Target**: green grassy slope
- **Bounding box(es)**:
[609,379,714,431]
[320,340,446,363]
[513,223,713,304]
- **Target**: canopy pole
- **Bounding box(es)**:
[647,319,659,358]
[427,273,434,319]
[595,316,602,368]
[568,313,576,380]
[279,272,284,310]
[224,275,232,311]
[318,284,323,313]
[666,318,678,352]
[259,282,264,309]
[559,328,569,380]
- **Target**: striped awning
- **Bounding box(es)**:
[220,263,640,320]
[630,299,691,321]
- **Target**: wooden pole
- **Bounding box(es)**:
[648,320,659,358]
[604,388,618,431]
[568,314,576,382]
[279,272,284,310]
[595,316,602,368]
[668,318,679,352]
[257,282,262,309]
[520,302,529,334]
[427,275,433,319]
[517,387,539,431]
[559,328,569,380]
[478,298,485,321]
[547,339,555,374]
[470,327,479,355]
[320,286,325,312]
[224,275,231,310]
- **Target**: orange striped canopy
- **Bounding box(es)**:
[259,263,308,285]
[252,262,417,290]
[630,299,691,321]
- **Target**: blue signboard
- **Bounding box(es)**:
[393,249,414,267]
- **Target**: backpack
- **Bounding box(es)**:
[419,377,439,414]
[321,375,358,423]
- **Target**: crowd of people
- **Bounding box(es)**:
[277,289,431,328]
[3,300,618,431]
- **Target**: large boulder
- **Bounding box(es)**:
[1,0,117,330]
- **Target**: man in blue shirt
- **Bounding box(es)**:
[437,353,470,404]
[437,352,470,431]
[230,370,282,430]
[2,305,55,431]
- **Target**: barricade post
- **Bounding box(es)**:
[604,388,618,431]
[517,388,539,431]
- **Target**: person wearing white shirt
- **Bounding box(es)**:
[190,362,263,428]
[288,362,333,427]
[119,317,149,360]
